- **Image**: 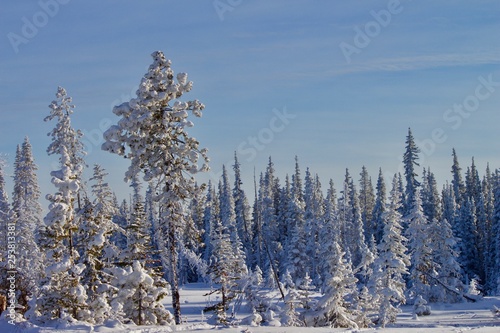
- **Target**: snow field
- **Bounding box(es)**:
[2,282,500,332]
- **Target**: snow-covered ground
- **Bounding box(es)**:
[4,283,500,333]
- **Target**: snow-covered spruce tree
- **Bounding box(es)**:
[285,157,306,284]
[403,128,421,216]
[233,153,253,266]
[110,199,128,254]
[108,260,173,325]
[372,168,387,244]
[181,182,206,283]
[281,287,303,327]
[451,148,466,206]
[75,164,121,323]
[339,169,373,282]
[207,208,247,324]
[124,172,156,265]
[260,158,281,282]
[421,168,442,223]
[427,217,463,303]
[464,161,484,285]
[457,198,480,282]
[442,182,458,234]
[251,173,264,271]
[112,178,175,327]
[205,173,248,324]
[318,179,339,292]
[276,174,292,275]
[465,158,482,205]
[202,181,216,264]
[219,165,247,273]
[405,188,435,303]
[373,175,410,327]
[304,170,325,284]
[297,272,316,310]
[45,86,86,209]
[359,166,375,241]
[492,170,500,295]
[102,51,209,324]
[308,241,363,329]
[33,87,89,322]
[34,146,89,322]
[337,169,352,252]
[11,137,44,311]
[480,165,495,294]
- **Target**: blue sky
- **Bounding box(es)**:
[1,0,499,203]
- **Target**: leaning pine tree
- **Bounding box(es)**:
[102,51,209,324]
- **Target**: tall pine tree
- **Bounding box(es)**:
[403,128,421,216]
[102,51,209,324]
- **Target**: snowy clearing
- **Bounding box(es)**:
[4,283,500,333]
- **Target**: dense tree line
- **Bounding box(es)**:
[1,52,499,328]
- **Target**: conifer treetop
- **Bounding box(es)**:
[102,51,209,187]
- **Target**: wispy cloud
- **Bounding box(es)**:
[330,50,500,76]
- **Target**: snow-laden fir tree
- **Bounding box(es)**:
[462,160,484,285]
[465,158,482,205]
[359,166,375,241]
[124,173,152,263]
[337,169,353,253]
[318,179,339,292]
[205,172,248,323]
[110,199,128,253]
[102,51,209,324]
[233,153,253,266]
[427,217,463,303]
[207,203,248,324]
[297,272,316,310]
[403,128,421,216]
[182,182,206,283]
[492,170,500,295]
[219,165,247,275]
[421,168,441,223]
[202,181,216,264]
[283,156,306,281]
[276,174,292,274]
[251,172,264,270]
[372,168,387,244]
[32,87,89,322]
[442,183,458,235]
[260,158,281,282]
[11,137,44,311]
[116,178,176,325]
[479,165,495,294]
[457,198,480,282]
[405,188,435,303]
[308,241,363,329]
[281,287,303,327]
[304,170,325,284]
[107,260,173,325]
[373,174,410,327]
[44,86,86,208]
[33,146,89,322]
[339,169,373,281]
[76,164,120,323]
[451,148,465,206]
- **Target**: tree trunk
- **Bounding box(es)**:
[138,285,143,325]
[168,223,181,324]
